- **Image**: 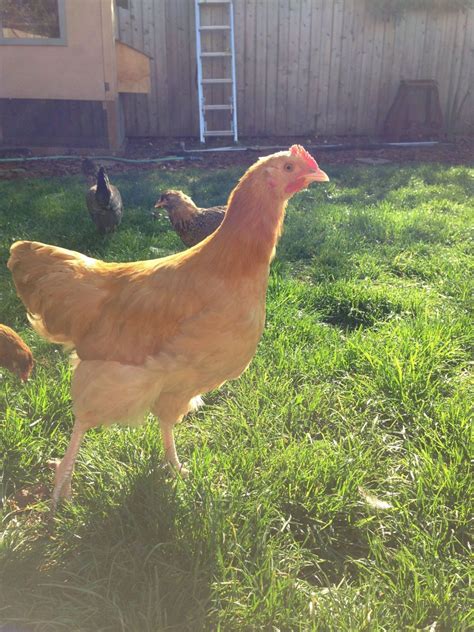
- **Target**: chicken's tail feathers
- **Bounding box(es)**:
[96,167,111,205]
[8,240,103,349]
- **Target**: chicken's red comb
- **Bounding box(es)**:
[289,144,319,170]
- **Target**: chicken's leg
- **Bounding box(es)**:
[52,422,85,511]
[153,393,196,477]
[160,422,189,477]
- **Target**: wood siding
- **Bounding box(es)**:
[0,99,108,147]
[118,0,474,137]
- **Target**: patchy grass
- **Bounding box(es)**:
[0,162,472,631]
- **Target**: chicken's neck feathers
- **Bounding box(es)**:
[169,196,199,228]
[204,174,286,277]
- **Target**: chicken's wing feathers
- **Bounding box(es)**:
[198,205,226,215]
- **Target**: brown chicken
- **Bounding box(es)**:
[8,145,329,509]
[0,324,34,382]
[153,190,226,247]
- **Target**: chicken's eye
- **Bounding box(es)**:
[284,163,294,172]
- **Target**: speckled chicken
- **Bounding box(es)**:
[86,167,123,235]
[0,324,34,382]
[154,190,226,247]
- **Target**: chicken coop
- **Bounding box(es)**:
[0,0,151,150]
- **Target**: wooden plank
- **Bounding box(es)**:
[141,0,158,135]
[455,8,472,129]
[431,8,448,96]
[164,0,181,135]
[376,10,396,133]
[105,99,125,150]
[326,0,344,134]
[306,0,322,135]
[125,0,143,134]
[188,0,199,135]
[141,5,154,73]
[466,10,474,131]
[243,0,257,135]
[337,0,354,134]
[364,8,381,134]
[415,9,428,78]
[437,10,458,126]
[286,0,302,134]
[131,0,144,50]
[175,0,195,135]
[354,1,371,132]
[316,0,333,134]
[445,8,469,131]
[419,8,435,80]
[366,12,385,132]
[294,0,311,135]
[381,11,409,133]
[409,10,421,80]
[400,9,418,81]
[254,0,267,135]
[275,0,290,133]
[117,5,132,46]
[264,0,279,133]
[348,0,365,134]
[153,0,170,135]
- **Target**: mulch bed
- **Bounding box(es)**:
[0,135,472,180]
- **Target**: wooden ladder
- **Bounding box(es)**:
[195,0,238,143]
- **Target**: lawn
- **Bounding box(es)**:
[0,161,472,631]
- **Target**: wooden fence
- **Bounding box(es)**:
[118,0,474,138]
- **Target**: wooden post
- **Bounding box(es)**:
[104,98,125,152]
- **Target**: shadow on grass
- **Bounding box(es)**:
[1,469,213,632]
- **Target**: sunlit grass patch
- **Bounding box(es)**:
[0,162,472,631]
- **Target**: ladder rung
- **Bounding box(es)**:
[199,25,231,30]
[204,130,234,137]
[202,78,232,84]
[201,52,232,57]
[198,1,231,4]
[204,104,232,110]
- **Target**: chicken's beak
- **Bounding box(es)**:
[306,167,330,183]
[154,200,165,209]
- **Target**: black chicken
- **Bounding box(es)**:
[86,167,123,235]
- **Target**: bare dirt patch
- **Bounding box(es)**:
[0,135,472,181]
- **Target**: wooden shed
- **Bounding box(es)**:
[0,0,151,150]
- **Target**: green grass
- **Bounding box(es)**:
[0,162,473,631]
